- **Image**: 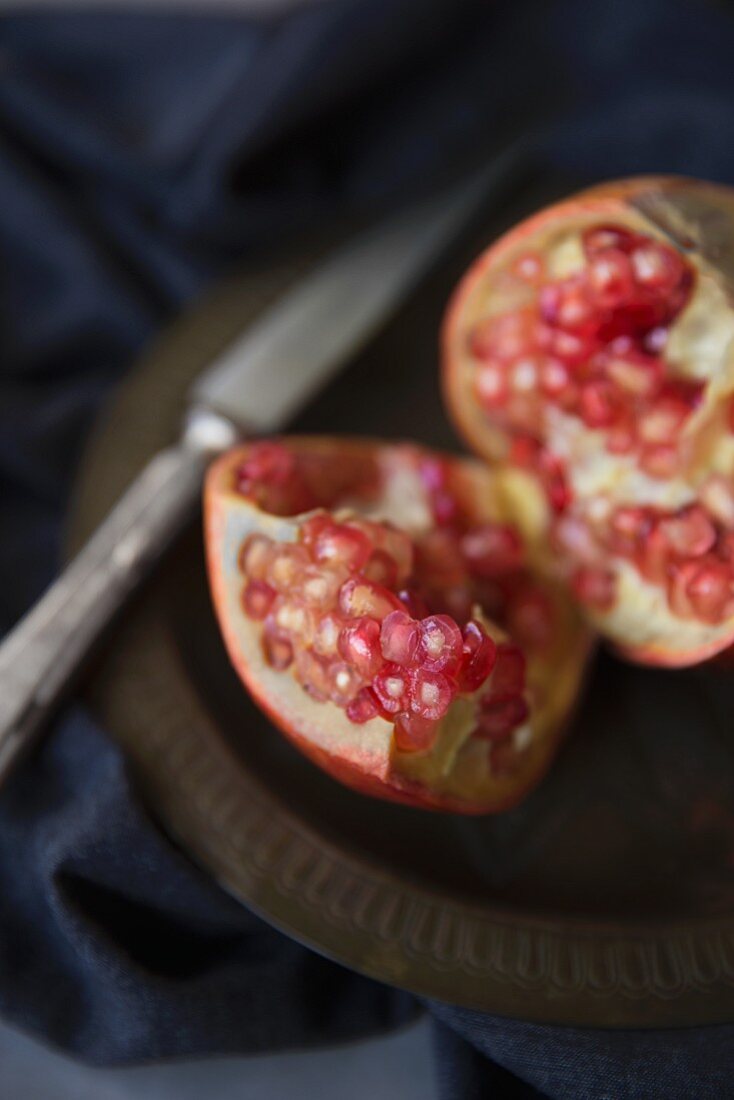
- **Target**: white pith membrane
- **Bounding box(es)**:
[445,195,734,663]
[205,439,590,809]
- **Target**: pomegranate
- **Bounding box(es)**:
[443,176,734,665]
[205,437,592,813]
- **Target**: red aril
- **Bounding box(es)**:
[372,663,412,715]
[417,615,463,675]
[338,617,383,678]
[409,669,453,721]
[380,610,420,666]
[242,580,276,621]
[458,621,497,692]
[461,524,524,577]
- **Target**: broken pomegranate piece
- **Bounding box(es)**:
[443,176,734,665]
[205,437,592,813]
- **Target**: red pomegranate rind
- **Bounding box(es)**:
[443,176,734,665]
[205,437,592,813]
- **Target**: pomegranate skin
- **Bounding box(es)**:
[205,437,592,814]
[442,176,734,667]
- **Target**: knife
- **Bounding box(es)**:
[0,157,516,785]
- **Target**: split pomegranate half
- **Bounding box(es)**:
[205,438,591,813]
[443,176,734,665]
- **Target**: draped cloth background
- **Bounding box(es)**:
[2,1,734,1096]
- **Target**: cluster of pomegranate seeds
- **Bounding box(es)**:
[557,488,734,624]
[235,442,320,515]
[469,642,530,773]
[234,446,554,766]
[470,224,701,488]
[238,513,504,752]
[234,441,382,516]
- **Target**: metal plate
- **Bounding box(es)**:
[67,204,734,1028]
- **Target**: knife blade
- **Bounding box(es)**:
[0,152,523,784]
[192,160,502,433]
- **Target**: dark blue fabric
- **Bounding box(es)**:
[2,0,734,1094]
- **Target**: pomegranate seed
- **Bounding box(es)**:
[303,517,372,571]
[571,566,616,612]
[538,451,572,512]
[476,694,529,740]
[510,356,541,393]
[297,567,343,610]
[338,617,383,678]
[363,549,398,588]
[507,586,554,649]
[266,544,310,590]
[476,362,508,408]
[394,712,438,752]
[553,515,597,561]
[685,560,734,624]
[418,456,449,493]
[461,523,524,578]
[312,612,343,657]
[667,561,698,619]
[274,600,313,639]
[719,531,734,562]
[603,351,662,396]
[373,525,414,582]
[640,445,679,479]
[328,662,360,706]
[409,669,453,721]
[542,326,597,366]
[637,522,670,584]
[236,441,294,491]
[238,534,273,580]
[638,396,691,445]
[700,476,734,529]
[541,278,592,332]
[583,225,637,255]
[372,663,411,714]
[579,381,618,428]
[242,579,276,620]
[605,418,636,455]
[294,649,331,701]
[473,308,537,361]
[513,253,544,284]
[631,241,684,291]
[338,576,401,620]
[539,357,570,396]
[458,621,497,693]
[490,643,526,696]
[588,249,634,306]
[509,434,540,468]
[417,615,463,675]
[609,506,651,555]
[657,505,717,558]
[262,619,294,670]
[432,490,459,527]
[346,687,380,724]
[380,610,420,666]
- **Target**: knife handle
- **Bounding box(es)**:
[0,409,238,787]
